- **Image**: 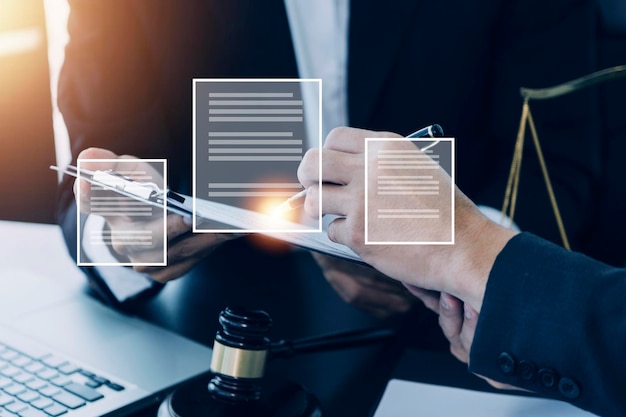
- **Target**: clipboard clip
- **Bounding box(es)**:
[51,164,164,201]
[50,164,192,217]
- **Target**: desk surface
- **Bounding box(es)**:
[0,220,519,417]
[0,221,404,416]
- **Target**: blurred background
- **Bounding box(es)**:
[0,0,68,223]
[0,0,624,245]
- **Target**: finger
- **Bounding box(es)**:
[309,183,354,218]
[167,214,193,241]
[125,247,166,266]
[324,127,367,153]
[320,149,361,185]
[438,293,469,363]
[298,149,320,188]
[75,177,92,212]
[302,157,362,219]
[78,149,161,183]
[476,374,523,391]
[76,148,120,171]
[326,217,347,244]
[298,148,360,188]
[110,216,167,257]
[438,293,463,339]
[136,256,201,283]
[460,304,479,355]
[75,149,119,210]
[325,214,366,251]
[403,284,440,313]
[115,241,164,263]
[114,155,155,179]
[75,148,135,211]
[78,149,141,175]
[302,184,321,219]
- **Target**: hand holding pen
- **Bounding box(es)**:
[294,125,447,318]
[275,124,444,213]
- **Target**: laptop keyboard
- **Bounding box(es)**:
[0,342,125,416]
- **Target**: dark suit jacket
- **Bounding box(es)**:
[470,232,626,416]
[57,0,601,254]
[53,3,619,413]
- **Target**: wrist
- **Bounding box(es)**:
[451,219,518,312]
[435,203,517,311]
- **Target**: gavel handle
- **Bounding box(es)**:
[269,327,395,359]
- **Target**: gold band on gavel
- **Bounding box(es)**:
[210,340,268,379]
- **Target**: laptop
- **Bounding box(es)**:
[0,222,214,417]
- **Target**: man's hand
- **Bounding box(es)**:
[405,287,476,363]
[311,252,415,318]
[297,126,520,391]
[297,127,516,311]
[75,147,236,282]
[406,286,518,391]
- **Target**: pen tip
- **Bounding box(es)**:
[431,124,444,137]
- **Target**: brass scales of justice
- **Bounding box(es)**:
[501,64,626,250]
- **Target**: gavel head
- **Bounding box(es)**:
[208,307,272,404]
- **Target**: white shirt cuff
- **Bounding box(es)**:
[477,205,521,232]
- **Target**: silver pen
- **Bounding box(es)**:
[274,124,444,213]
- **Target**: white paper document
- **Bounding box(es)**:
[374,380,597,417]
[190,194,361,262]
[53,163,361,264]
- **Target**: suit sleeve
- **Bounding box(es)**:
[57,0,173,224]
[469,233,626,416]
[56,0,170,304]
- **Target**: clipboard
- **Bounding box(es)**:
[50,164,362,263]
